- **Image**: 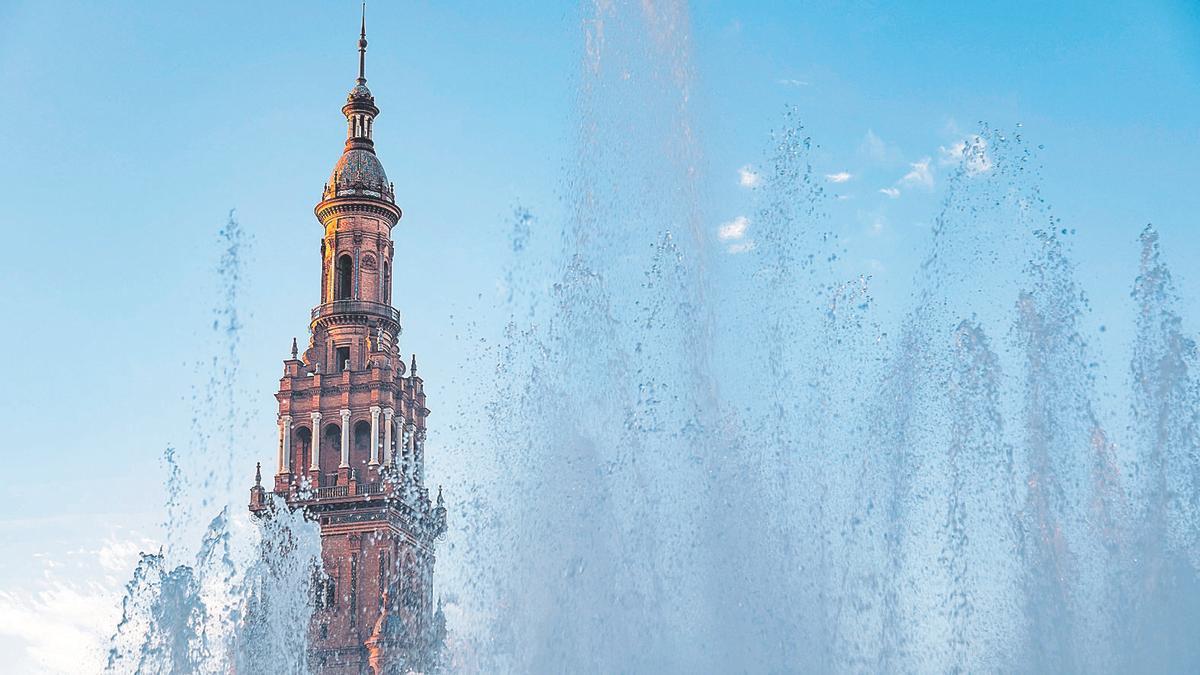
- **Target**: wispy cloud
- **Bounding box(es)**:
[859,129,901,164]
[900,157,933,189]
[859,207,888,236]
[825,171,853,183]
[737,165,760,188]
[718,215,749,241]
[777,78,809,87]
[860,130,887,162]
[879,187,900,198]
[938,140,967,165]
[718,215,754,254]
[939,135,992,174]
[0,530,154,674]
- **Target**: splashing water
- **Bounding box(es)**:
[106,213,323,675]
[105,3,1200,673]
[445,2,1200,672]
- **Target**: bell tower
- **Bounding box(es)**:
[250,7,447,673]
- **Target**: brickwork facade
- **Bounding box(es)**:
[249,14,446,674]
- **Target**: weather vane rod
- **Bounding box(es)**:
[357,2,368,83]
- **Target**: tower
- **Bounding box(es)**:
[249,9,447,673]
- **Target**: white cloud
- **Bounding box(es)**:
[939,135,992,174]
[737,165,760,188]
[825,171,853,183]
[858,208,888,236]
[900,157,933,189]
[879,187,900,198]
[939,140,967,165]
[718,215,749,241]
[0,578,119,673]
[0,531,153,674]
[727,241,755,254]
[95,537,145,577]
[859,129,901,164]
[860,130,887,162]
[777,78,809,87]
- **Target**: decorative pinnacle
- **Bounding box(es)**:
[437,485,444,507]
[357,3,368,84]
[291,337,299,359]
[410,353,417,377]
[255,461,262,486]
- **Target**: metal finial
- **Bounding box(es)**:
[255,461,262,486]
[410,353,417,376]
[291,337,299,359]
[357,3,368,83]
[437,485,444,506]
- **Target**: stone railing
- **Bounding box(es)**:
[355,482,385,496]
[315,485,349,499]
[311,300,402,325]
[306,482,386,500]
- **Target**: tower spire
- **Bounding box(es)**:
[326,1,393,204]
[357,3,368,84]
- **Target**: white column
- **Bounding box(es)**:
[414,428,426,486]
[369,406,381,466]
[340,409,351,468]
[382,408,394,467]
[393,415,407,468]
[403,422,415,480]
[278,415,292,474]
[309,412,322,471]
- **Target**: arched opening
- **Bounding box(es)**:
[321,423,341,483]
[335,255,353,301]
[352,420,372,480]
[293,426,312,474]
[382,261,390,304]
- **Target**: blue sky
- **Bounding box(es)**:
[0,1,1197,670]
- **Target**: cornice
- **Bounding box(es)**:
[315,197,401,226]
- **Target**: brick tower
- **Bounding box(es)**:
[249,10,447,674]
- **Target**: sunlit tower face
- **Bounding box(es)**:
[248,8,446,672]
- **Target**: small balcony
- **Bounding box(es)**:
[311,300,402,325]
[308,480,384,500]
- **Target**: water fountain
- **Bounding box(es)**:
[105,2,1199,673]
[445,2,1200,672]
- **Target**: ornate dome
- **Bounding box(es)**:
[325,148,393,202]
[317,6,396,207]
[348,82,374,102]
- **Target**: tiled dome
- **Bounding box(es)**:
[348,82,374,102]
[326,148,392,201]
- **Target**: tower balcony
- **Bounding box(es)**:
[253,472,445,539]
[311,300,402,327]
